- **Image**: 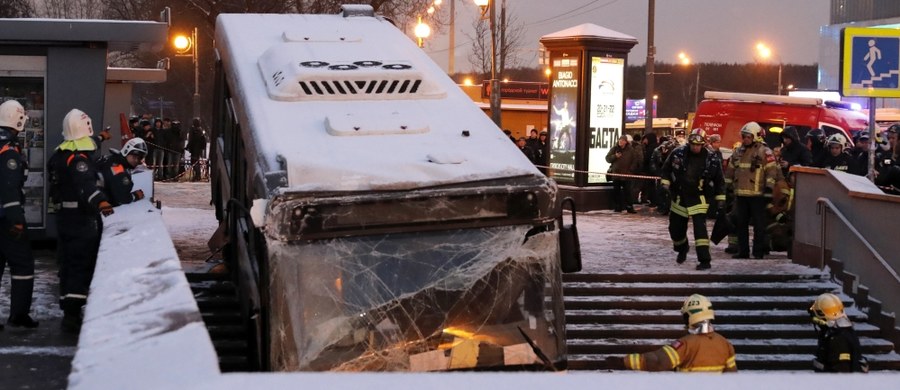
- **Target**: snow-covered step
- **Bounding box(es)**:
[567,337,895,355]
[564,295,849,311]
[569,352,900,371]
[566,308,868,324]
[565,322,885,340]
[563,281,839,296]
[563,272,828,284]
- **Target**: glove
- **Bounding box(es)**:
[132,189,145,201]
[604,355,626,370]
[8,223,24,240]
[99,127,112,141]
[99,201,115,217]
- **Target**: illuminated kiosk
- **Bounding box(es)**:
[0,18,167,238]
[540,24,637,211]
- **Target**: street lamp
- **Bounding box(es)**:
[473,0,501,126]
[755,42,782,95]
[414,16,431,48]
[173,27,200,118]
[678,52,701,111]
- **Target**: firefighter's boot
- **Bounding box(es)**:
[60,298,85,333]
[7,278,38,328]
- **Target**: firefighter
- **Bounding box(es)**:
[0,100,39,329]
[617,294,737,372]
[97,138,147,206]
[48,108,114,332]
[818,134,859,174]
[660,130,726,270]
[809,293,868,373]
[724,122,780,259]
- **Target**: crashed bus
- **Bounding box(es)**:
[210,6,579,372]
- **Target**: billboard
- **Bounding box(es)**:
[625,99,656,123]
[548,56,580,184]
[587,56,625,184]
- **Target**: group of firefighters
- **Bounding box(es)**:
[0,100,147,333]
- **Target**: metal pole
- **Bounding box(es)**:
[449,0,455,75]
[694,64,700,112]
[489,0,502,127]
[644,0,655,136]
[192,27,200,119]
[868,97,877,181]
[777,63,782,95]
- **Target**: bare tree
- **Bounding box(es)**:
[467,2,524,77]
[38,0,105,18]
[0,0,35,17]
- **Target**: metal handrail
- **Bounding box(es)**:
[816,197,900,286]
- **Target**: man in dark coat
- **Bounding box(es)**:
[97,138,147,206]
[186,118,208,181]
[606,134,640,213]
[779,126,812,177]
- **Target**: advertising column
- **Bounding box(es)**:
[587,56,625,184]
[547,55,580,184]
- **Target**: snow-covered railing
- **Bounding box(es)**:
[67,201,220,390]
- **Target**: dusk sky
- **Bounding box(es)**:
[421,0,830,72]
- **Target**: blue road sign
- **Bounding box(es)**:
[842,27,900,98]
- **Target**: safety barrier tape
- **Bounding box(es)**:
[533,165,662,181]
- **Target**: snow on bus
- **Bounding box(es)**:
[211,5,579,372]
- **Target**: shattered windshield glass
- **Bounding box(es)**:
[267,225,565,371]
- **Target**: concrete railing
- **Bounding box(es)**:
[67,201,220,390]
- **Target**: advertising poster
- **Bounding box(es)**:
[548,56,580,184]
[587,56,624,184]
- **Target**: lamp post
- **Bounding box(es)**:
[678,52,701,111]
[755,42,782,95]
[645,0,655,137]
[174,27,200,118]
[474,0,502,127]
[414,16,431,48]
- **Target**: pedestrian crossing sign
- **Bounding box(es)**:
[841,27,900,97]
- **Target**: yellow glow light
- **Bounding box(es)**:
[473,0,489,6]
[173,35,191,52]
[463,78,473,86]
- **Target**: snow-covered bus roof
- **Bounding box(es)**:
[215,9,540,193]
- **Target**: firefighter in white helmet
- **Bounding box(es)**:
[0,100,39,329]
[809,293,867,372]
[47,108,114,332]
[96,138,147,206]
[724,121,780,259]
[615,294,737,372]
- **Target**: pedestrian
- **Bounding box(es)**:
[515,136,536,163]
[809,293,868,373]
[536,129,549,172]
[849,132,871,176]
[724,122,780,259]
[874,125,899,191]
[606,134,640,213]
[805,128,828,167]
[0,100,39,329]
[660,130,726,269]
[97,138,147,206]
[616,294,737,372]
[640,132,659,205]
[650,136,676,214]
[186,118,208,182]
[47,108,114,333]
[779,126,812,178]
[817,134,859,174]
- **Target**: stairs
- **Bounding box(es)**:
[563,272,900,371]
[187,272,255,372]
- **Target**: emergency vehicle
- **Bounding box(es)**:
[692,91,868,153]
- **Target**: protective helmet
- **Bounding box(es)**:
[62,109,94,141]
[681,294,715,327]
[826,133,847,148]
[688,128,706,145]
[809,293,846,325]
[805,128,827,144]
[120,137,148,157]
[0,100,28,132]
[740,122,763,138]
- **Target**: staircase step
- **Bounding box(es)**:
[201,311,242,325]
[565,309,868,324]
[563,281,839,297]
[206,324,246,339]
[185,272,231,283]
[564,295,852,311]
[565,323,884,339]
[190,280,237,295]
[563,272,827,284]
[569,352,900,371]
[218,355,252,372]
[567,337,895,355]
[195,296,240,311]
[213,339,249,355]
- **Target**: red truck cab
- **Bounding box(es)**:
[692,91,868,157]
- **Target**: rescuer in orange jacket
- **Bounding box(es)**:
[616,294,738,372]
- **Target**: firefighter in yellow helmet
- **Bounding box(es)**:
[618,294,737,372]
[809,293,868,372]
